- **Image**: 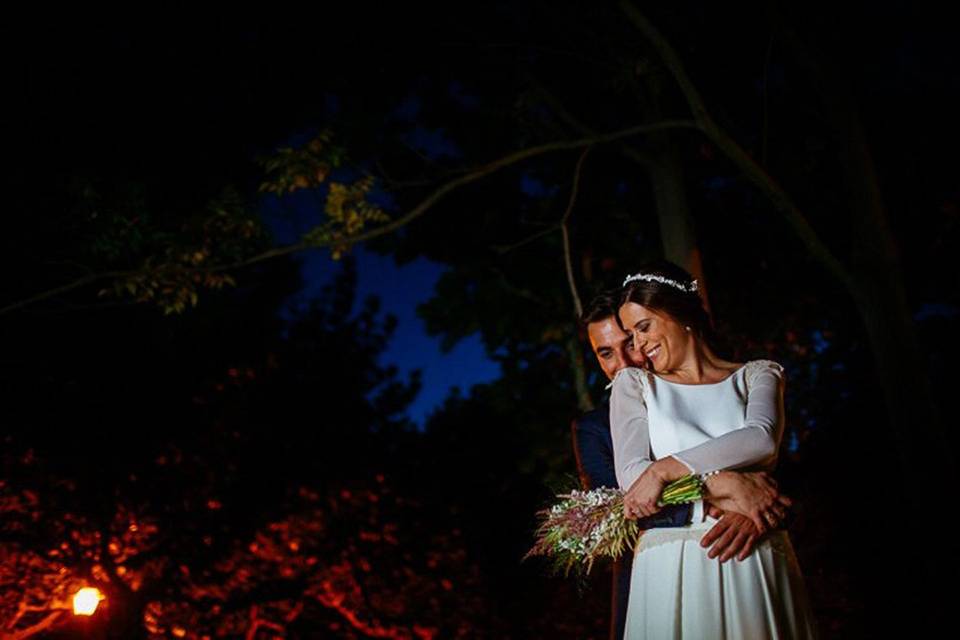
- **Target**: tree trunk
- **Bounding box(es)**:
[648,142,713,318]
[801,28,956,618]
[566,330,595,412]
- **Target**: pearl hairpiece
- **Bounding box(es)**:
[622,272,699,293]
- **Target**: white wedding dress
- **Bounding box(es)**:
[609,359,819,639]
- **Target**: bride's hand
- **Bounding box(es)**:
[623,468,667,519]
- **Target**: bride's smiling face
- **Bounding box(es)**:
[618,302,690,373]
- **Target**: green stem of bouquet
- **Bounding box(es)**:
[657,474,704,506]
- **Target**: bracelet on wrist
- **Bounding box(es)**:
[698,469,722,483]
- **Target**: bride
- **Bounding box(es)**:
[610,260,819,639]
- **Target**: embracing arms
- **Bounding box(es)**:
[609,363,791,533]
[610,361,787,487]
[571,408,692,528]
[669,361,787,477]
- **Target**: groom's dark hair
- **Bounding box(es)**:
[580,289,621,328]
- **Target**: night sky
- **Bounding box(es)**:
[255,89,504,427]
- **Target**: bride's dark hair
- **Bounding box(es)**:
[618,259,729,357]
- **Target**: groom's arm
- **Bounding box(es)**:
[572,410,693,527]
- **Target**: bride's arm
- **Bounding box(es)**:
[610,367,679,518]
[608,367,654,492]
[651,361,787,483]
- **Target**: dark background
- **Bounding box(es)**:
[2,2,957,637]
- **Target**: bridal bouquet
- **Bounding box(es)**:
[524,474,703,576]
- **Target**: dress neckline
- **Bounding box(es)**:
[650,362,748,387]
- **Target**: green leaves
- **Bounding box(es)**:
[79,127,391,315]
[257,129,343,195]
[258,131,390,260]
[94,187,265,316]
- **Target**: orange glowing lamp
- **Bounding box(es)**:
[72,587,104,616]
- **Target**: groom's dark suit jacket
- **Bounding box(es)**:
[571,398,693,640]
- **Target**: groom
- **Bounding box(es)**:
[572,290,779,640]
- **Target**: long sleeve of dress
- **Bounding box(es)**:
[608,367,654,491]
[670,360,786,475]
[574,401,694,527]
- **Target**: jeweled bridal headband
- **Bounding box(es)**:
[622,272,699,293]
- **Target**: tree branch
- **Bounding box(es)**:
[492,224,560,255]
[526,75,657,170]
[617,0,856,293]
[2,120,698,317]
[561,147,594,413]
[2,610,65,640]
[561,148,591,320]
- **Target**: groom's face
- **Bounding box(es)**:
[587,316,646,381]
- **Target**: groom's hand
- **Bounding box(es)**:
[700,511,762,562]
[703,470,791,535]
[704,501,724,520]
